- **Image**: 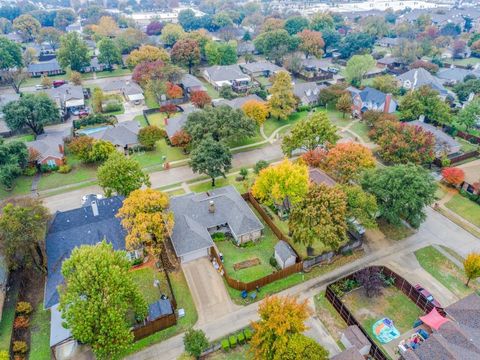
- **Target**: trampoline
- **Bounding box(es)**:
[372,317,401,344]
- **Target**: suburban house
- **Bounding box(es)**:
[179,73,206,94]
[27,58,64,77]
[295,58,335,81]
[455,159,480,195]
[27,129,68,167]
[376,37,401,48]
[396,68,448,97]
[101,79,145,104]
[214,94,265,109]
[237,41,256,56]
[274,241,297,269]
[202,65,252,92]
[44,84,85,114]
[348,86,397,115]
[165,104,197,140]
[409,120,461,156]
[331,325,371,360]
[240,61,284,78]
[376,56,407,74]
[86,120,141,151]
[401,294,480,359]
[436,67,480,86]
[169,186,264,263]
[293,82,326,106]
[82,57,106,73]
[308,167,337,187]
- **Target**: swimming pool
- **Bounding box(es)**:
[77,126,110,135]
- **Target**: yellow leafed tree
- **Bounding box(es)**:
[242,99,269,125]
[116,189,174,255]
[464,252,480,287]
[251,159,308,207]
[268,71,296,120]
[91,16,120,38]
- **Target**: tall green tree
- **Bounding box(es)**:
[190,137,232,186]
[0,36,24,93]
[57,32,90,72]
[0,138,28,189]
[254,29,299,63]
[97,152,150,197]
[282,111,339,155]
[0,198,50,273]
[3,93,58,136]
[160,23,185,47]
[344,54,376,87]
[268,71,297,120]
[338,32,375,59]
[53,9,76,30]
[284,16,309,35]
[340,185,378,229]
[399,86,452,124]
[98,37,122,69]
[289,184,348,252]
[183,328,209,359]
[457,98,480,131]
[361,164,436,228]
[59,241,147,360]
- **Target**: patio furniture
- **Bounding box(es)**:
[241,290,248,299]
[250,291,257,300]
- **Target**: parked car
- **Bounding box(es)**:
[78,110,89,118]
[82,194,104,206]
[53,80,67,88]
[35,84,48,90]
[414,284,442,307]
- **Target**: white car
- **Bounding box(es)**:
[81,194,104,205]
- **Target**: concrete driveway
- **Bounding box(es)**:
[182,257,239,325]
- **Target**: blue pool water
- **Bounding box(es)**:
[77,126,110,135]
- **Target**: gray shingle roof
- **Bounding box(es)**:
[409,121,460,155]
[164,104,197,139]
[180,73,205,90]
[101,79,143,96]
[293,82,326,105]
[44,196,126,308]
[240,61,283,74]
[436,68,480,83]
[169,186,264,257]
[214,94,265,109]
[27,129,69,162]
[397,68,448,95]
[359,87,389,104]
[331,347,364,360]
[89,120,140,147]
[274,241,296,262]
[44,84,84,102]
[203,65,250,82]
[27,58,62,73]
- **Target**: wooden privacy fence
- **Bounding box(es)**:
[325,266,446,360]
[132,313,177,341]
[434,150,479,167]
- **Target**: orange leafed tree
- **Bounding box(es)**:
[242,100,269,125]
[116,189,174,255]
[166,82,183,99]
[441,167,465,186]
[301,148,327,168]
[250,296,311,360]
[190,90,212,108]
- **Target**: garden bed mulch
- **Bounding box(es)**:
[233,258,261,271]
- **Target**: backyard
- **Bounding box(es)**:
[129,266,172,305]
[445,193,480,228]
[29,304,51,360]
[415,245,479,298]
[0,282,19,352]
[215,205,279,283]
[314,291,348,347]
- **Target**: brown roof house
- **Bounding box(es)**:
[456,159,480,195]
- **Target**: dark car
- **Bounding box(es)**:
[415,284,442,307]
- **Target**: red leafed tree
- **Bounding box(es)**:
[28,147,41,163]
[190,90,212,109]
[410,60,439,74]
[166,82,183,99]
[171,130,191,153]
[171,38,201,74]
[159,103,178,118]
[132,60,180,88]
[442,167,465,186]
[146,21,163,36]
[301,148,327,167]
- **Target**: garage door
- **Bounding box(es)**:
[181,247,209,263]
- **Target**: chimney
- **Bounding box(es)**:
[208,200,215,213]
[383,93,392,113]
[91,201,99,217]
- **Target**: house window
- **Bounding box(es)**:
[47,159,56,167]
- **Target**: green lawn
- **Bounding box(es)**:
[445,57,480,67]
[132,139,188,168]
[166,188,186,196]
[5,134,35,143]
[145,92,160,109]
[350,121,370,143]
[21,73,67,87]
[456,137,478,153]
[377,218,414,241]
[263,110,309,138]
[415,246,478,298]
[343,286,423,338]
[228,128,264,148]
[255,76,271,87]
[95,68,132,78]
[0,283,19,351]
[445,193,480,227]
[189,173,251,194]
[122,270,197,356]
[29,303,51,360]
[0,176,33,199]
[129,267,170,305]
[37,155,97,191]
[199,79,220,99]
[146,112,180,128]
[208,345,250,359]
[216,206,279,282]
[134,114,149,128]
[327,109,352,128]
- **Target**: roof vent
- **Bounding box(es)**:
[91,201,99,217]
[208,200,215,213]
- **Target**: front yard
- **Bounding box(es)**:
[132,139,188,169]
[445,193,480,228]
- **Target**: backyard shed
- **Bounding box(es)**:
[274,241,296,269]
[148,299,174,321]
[340,325,371,356]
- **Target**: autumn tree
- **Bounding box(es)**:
[59,241,147,359]
[344,54,376,87]
[0,198,50,273]
[126,45,170,69]
[355,267,384,297]
[290,184,348,251]
[363,110,398,128]
[171,130,191,152]
[242,100,269,125]
[441,167,465,186]
[399,86,452,125]
[336,93,352,118]
[57,32,90,72]
[297,29,324,58]
[320,142,376,183]
[190,137,232,186]
[117,189,174,254]
[281,333,329,360]
[166,82,183,99]
[68,136,115,163]
[159,103,178,118]
[268,71,297,120]
[190,90,212,109]
[171,39,201,74]
[40,75,52,88]
[250,296,311,360]
[318,84,347,107]
[13,14,40,42]
[132,60,181,88]
[361,164,436,228]
[138,126,165,149]
[464,252,480,287]
[38,27,62,51]
[161,23,185,47]
[97,152,151,197]
[252,159,309,207]
[282,111,339,155]
[372,75,399,94]
[115,28,147,54]
[146,21,163,35]
[91,16,120,38]
[69,71,82,85]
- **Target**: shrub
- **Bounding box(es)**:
[269,256,278,267]
[58,164,72,174]
[73,113,116,129]
[131,258,143,266]
[40,164,58,173]
[239,167,248,179]
[103,102,122,113]
[229,335,237,348]
[13,316,29,329]
[23,167,37,176]
[0,350,8,360]
[221,339,230,351]
[244,328,252,340]
[237,332,245,344]
[254,160,269,174]
[442,167,465,185]
[211,232,226,242]
[138,125,165,149]
[297,105,311,112]
[219,84,237,100]
[16,302,32,315]
[12,341,28,354]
